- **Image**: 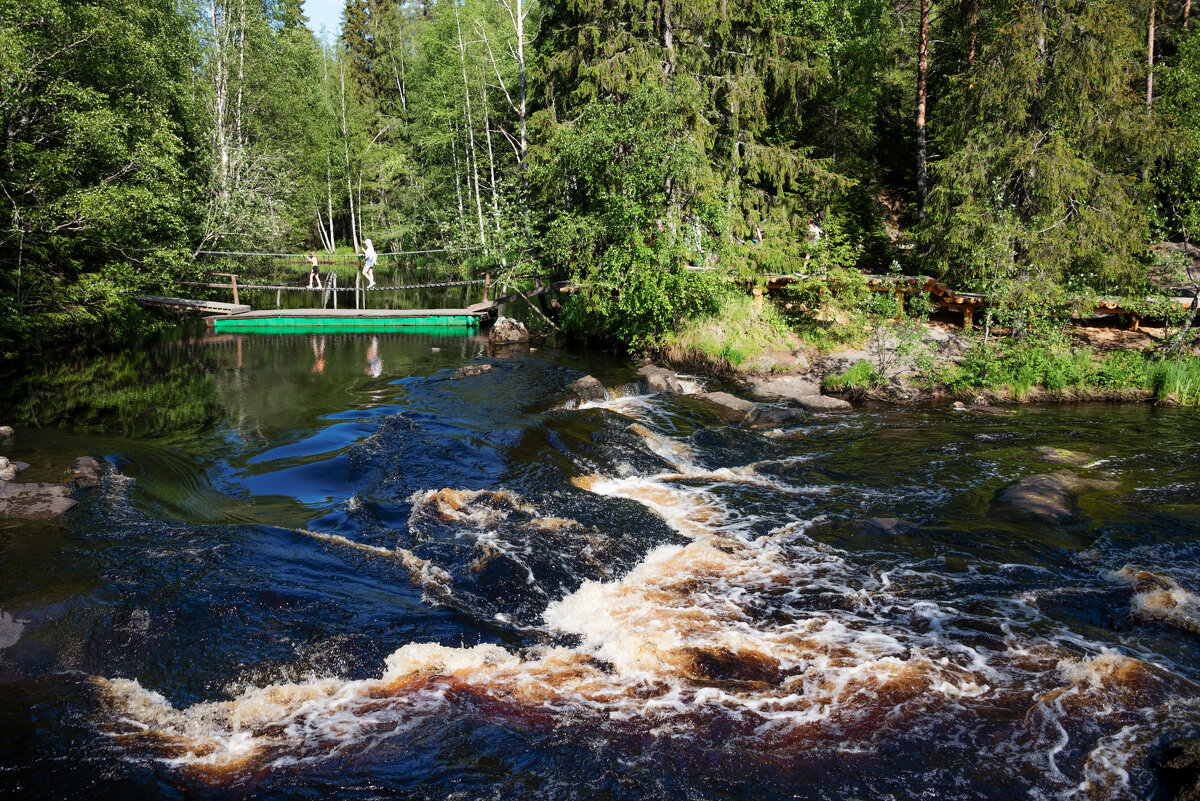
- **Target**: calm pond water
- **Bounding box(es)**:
[1,325,1199,800]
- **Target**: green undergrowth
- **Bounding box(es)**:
[946,343,1200,404]
[663,292,799,368]
[823,359,880,391]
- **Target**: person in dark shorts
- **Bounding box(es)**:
[307,251,323,289]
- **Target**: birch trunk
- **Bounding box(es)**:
[452,125,466,232]
[1147,1,1156,113]
[339,59,359,252]
[455,4,487,251]
[482,80,508,268]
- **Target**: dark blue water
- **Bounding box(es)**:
[1,329,1198,800]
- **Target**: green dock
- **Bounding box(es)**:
[210,308,484,335]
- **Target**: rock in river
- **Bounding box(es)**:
[637,365,682,395]
[488,316,529,346]
[566,375,607,403]
[698,391,759,419]
[747,375,822,402]
[989,471,1118,523]
[0,481,76,520]
[452,363,494,379]
[792,394,853,412]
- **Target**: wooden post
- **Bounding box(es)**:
[895,289,906,319]
[752,285,764,309]
[332,271,338,310]
[484,272,490,302]
[214,273,240,305]
[963,306,974,329]
[276,288,281,309]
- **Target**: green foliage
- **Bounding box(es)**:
[824,359,880,391]
[0,0,205,349]
[1148,357,1200,405]
[925,0,1156,293]
[537,81,725,347]
[666,293,796,367]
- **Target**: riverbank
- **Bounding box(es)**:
[651,294,1200,408]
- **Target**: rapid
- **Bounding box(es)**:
[1,329,1198,800]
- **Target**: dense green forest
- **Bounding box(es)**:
[2,0,1199,351]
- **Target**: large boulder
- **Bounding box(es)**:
[637,365,682,395]
[0,426,13,439]
[991,474,1075,522]
[792,394,853,412]
[747,375,822,402]
[0,481,76,520]
[488,316,529,346]
[566,375,607,403]
[698,392,758,419]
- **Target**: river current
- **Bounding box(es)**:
[1,329,1198,800]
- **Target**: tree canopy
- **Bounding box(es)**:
[2,0,1198,350]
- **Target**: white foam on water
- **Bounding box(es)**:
[97,411,1194,790]
[298,529,453,601]
[1113,565,1200,635]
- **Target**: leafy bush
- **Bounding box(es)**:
[824,359,880,391]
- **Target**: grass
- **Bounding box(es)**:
[946,341,1200,405]
[663,293,800,369]
[1148,356,1200,404]
[823,359,880,392]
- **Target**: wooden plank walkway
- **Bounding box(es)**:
[137,295,251,314]
[761,274,1197,328]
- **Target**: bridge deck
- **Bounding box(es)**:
[209,307,485,334]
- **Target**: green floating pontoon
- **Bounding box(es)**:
[211,309,484,335]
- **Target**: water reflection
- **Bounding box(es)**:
[2,335,1199,800]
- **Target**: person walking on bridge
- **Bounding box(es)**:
[307,251,323,289]
[361,239,377,289]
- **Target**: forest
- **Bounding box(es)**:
[2,0,1199,351]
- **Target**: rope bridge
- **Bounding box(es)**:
[181,278,489,292]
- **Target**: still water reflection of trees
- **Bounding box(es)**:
[1,330,488,439]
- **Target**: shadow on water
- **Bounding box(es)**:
[1,326,1199,800]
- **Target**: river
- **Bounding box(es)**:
[1,325,1198,800]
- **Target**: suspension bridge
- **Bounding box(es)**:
[136,247,567,334]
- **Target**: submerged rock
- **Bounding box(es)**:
[1117,566,1200,636]
[488,316,529,346]
[451,363,493,379]
[989,471,1118,522]
[990,474,1075,521]
[1032,446,1093,466]
[0,426,12,439]
[566,375,607,403]
[747,407,807,428]
[0,481,76,520]
[637,365,682,394]
[863,517,915,535]
[1158,738,1200,801]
